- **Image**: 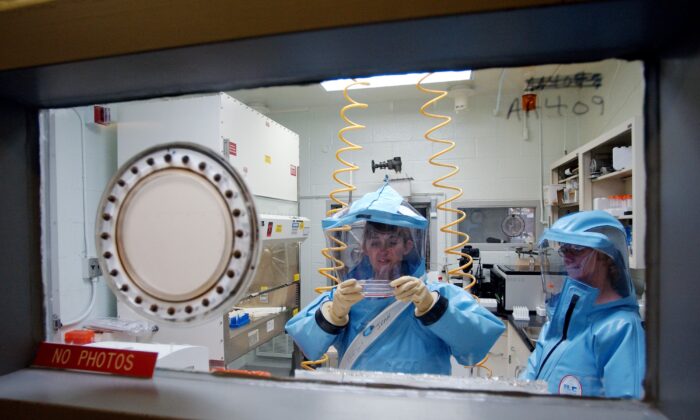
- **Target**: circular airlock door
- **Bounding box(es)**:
[96,143,260,324]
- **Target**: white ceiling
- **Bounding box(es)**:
[227,60,621,114]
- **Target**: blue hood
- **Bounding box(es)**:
[322,184,427,230]
[539,210,636,303]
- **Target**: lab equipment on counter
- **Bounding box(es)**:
[512,305,530,321]
[490,264,545,311]
[479,298,498,313]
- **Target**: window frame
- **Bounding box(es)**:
[0,0,680,417]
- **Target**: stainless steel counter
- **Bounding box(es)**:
[507,314,547,352]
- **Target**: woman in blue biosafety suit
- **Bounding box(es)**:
[521,210,645,398]
[286,185,505,375]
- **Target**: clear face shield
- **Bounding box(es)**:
[326,220,427,298]
[539,238,630,307]
[538,239,568,308]
[540,239,600,294]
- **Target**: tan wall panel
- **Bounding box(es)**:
[0,0,578,71]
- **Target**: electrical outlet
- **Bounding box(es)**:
[83,257,102,279]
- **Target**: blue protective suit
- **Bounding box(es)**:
[521,211,645,398]
[286,282,505,375]
[521,278,645,398]
[288,184,504,374]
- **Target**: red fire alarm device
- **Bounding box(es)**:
[521,93,537,112]
[94,105,112,125]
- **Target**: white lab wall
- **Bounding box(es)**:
[272,60,644,306]
[50,107,118,332]
[575,60,645,147]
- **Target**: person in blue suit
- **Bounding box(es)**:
[521,210,645,398]
[286,185,504,375]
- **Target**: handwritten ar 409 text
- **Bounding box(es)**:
[507,95,604,120]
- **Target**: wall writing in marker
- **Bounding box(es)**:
[507,95,605,120]
[525,72,603,91]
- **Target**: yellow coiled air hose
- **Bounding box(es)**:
[417,74,476,289]
[417,73,490,377]
[300,354,330,371]
[315,80,369,294]
[304,81,368,371]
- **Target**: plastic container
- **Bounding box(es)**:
[624,194,633,213]
[603,195,627,217]
[479,298,498,313]
[612,146,632,170]
[593,197,609,210]
[512,305,530,321]
[65,329,95,345]
[359,279,394,298]
[229,311,250,329]
[84,317,156,338]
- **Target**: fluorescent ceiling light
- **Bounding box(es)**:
[321,70,472,92]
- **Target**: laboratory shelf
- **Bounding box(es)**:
[555,202,579,208]
[591,168,632,182]
[549,116,645,269]
[557,174,579,184]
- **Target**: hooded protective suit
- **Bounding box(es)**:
[286,185,504,374]
[521,211,645,398]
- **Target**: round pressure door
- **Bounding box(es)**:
[96,143,259,324]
